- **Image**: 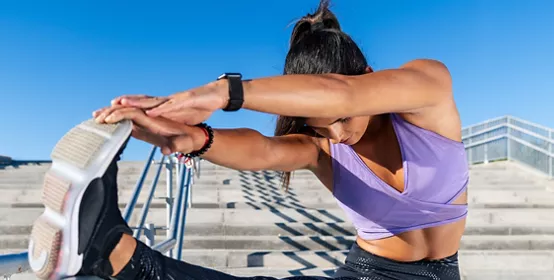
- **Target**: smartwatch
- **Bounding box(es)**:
[217,73,244,112]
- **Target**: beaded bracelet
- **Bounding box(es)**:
[177,123,214,159]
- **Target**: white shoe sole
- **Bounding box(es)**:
[28,119,132,279]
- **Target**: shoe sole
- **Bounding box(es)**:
[28,119,132,279]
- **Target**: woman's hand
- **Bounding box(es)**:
[110,80,229,125]
[93,106,207,155]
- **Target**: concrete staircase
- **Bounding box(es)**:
[1,160,554,279]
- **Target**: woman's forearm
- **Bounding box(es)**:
[197,128,274,171]
[186,127,317,172]
[240,74,353,118]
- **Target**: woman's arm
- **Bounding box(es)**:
[238,59,453,119]
[95,106,321,172]
[115,59,456,135]
[201,128,320,172]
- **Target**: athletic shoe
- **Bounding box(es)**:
[28,119,133,279]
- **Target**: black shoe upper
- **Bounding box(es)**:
[77,141,133,278]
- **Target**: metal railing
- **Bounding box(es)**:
[0,146,199,279]
[462,115,554,178]
[0,253,29,279]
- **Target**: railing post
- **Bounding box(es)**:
[145,223,156,247]
[187,175,193,209]
[134,155,165,239]
[123,146,157,223]
[169,163,188,257]
[176,165,193,261]
[548,130,554,179]
[196,158,202,177]
[484,143,489,164]
[507,127,511,161]
[467,127,473,164]
[165,156,174,258]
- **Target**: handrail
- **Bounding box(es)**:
[462,118,554,154]
[462,115,509,131]
[464,117,553,177]
[464,134,507,149]
[462,115,554,136]
[462,123,506,140]
[0,147,199,279]
[466,132,553,157]
[509,135,552,157]
[509,115,554,134]
[0,253,29,276]
[463,123,554,145]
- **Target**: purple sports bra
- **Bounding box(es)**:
[329,114,468,240]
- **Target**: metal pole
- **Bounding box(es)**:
[484,119,490,164]
[484,143,489,164]
[0,252,30,277]
[134,155,165,239]
[165,156,174,258]
[176,166,193,261]
[176,161,181,182]
[467,127,473,164]
[507,128,511,160]
[168,163,187,257]
[548,130,554,179]
[145,223,156,247]
[123,146,157,222]
[187,171,193,209]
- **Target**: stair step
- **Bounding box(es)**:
[462,271,554,280]
[3,223,554,237]
[175,249,554,271]
[3,235,554,251]
[2,250,553,273]
[220,267,335,278]
[2,161,554,278]
[2,208,553,228]
[1,188,554,209]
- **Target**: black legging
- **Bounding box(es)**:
[112,240,461,280]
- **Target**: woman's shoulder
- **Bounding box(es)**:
[397,108,462,143]
[395,58,459,141]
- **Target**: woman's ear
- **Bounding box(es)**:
[365,66,374,73]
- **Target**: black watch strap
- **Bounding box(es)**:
[218,73,244,112]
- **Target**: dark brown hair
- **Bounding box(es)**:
[275,0,368,190]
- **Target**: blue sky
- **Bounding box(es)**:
[1,0,553,161]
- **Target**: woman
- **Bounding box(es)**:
[29,1,468,279]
